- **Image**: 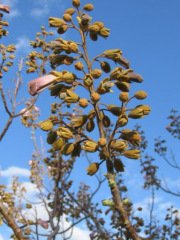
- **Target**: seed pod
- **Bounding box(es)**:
[82,140,98,152]
[83,3,94,11]
[118,114,128,127]
[103,49,122,58]
[102,115,111,128]
[39,120,53,131]
[69,42,78,52]
[49,17,65,27]
[53,138,64,151]
[72,0,80,8]
[115,82,130,92]
[57,127,74,139]
[89,31,98,41]
[99,27,110,38]
[74,61,84,71]
[88,24,100,33]
[134,90,147,100]
[86,119,95,132]
[107,104,122,116]
[100,61,111,73]
[93,21,104,29]
[64,89,79,103]
[120,129,141,146]
[102,199,114,207]
[114,158,124,172]
[71,115,88,128]
[57,24,68,34]
[63,13,72,22]
[91,91,100,102]
[91,68,102,79]
[71,142,81,157]
[79,98,89,108]
[86,162,99,176]
[128,105,151,119]
[2,66,8,72]
[123,149,141,159]
[110,140,128,152]
[64,8,76,15]
[98,138,107,147]
[84,74,93,87]
[62,143,75,155]
[47,131,57,144]
[119,92,129,102]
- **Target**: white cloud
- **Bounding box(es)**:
[0,166,30,178]
[23,203,90,240]
[15,36,31,54]
[0,234,4,240]
[30,0,64,18]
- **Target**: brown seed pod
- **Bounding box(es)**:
[91,68,102,79]
[79,98,89,108]
[89,31,98,41]
[83,3,94,11]
[134,90,147,100]
[64,8,76,15]
[63,13,72,22]
[102,115,111,128]
[86,162,99,176]
[115,81,130,92]
[98,138,107,147]
[100,61,111,73]
[114,158,124,172]
[47,131,57,144]
[91,91,100,102]
[72,0,80,8]
[86,119,95,132]
[119,92,129,102]
[74,61,84,71]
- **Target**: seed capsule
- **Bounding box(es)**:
[39,120,53,131]
[82,140,98,152]
[118,114,128,127]
[134,90,147,100]
[110,140,128,152]
[98,138,107,147]
[47,131,57,144]
[102,199,114,207]
[91,91,100,102]
[91,68,102,79]
[74,61,84,71]
[123,149,141,159]
[99,27,110,38]
[62,143,75,155]
[63,13,72,22]
[49,17,65,27]
[114,158,124,172]
[100,61,111,73]
[115,81,130,92]
[86,162,99,176]
[64,8,76,15]
[57,127,74,139]
[53,138,64,151]
[86,119,95,132]
[119,92,129,102]
[102,115,111,128]
[72,0,80,7]
[83,3,94,11]
[79,98,89,108]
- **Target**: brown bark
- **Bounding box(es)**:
[0,202,27,240]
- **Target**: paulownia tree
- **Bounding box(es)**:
[0,1,179,240]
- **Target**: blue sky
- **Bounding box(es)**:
[0,0,180,239]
